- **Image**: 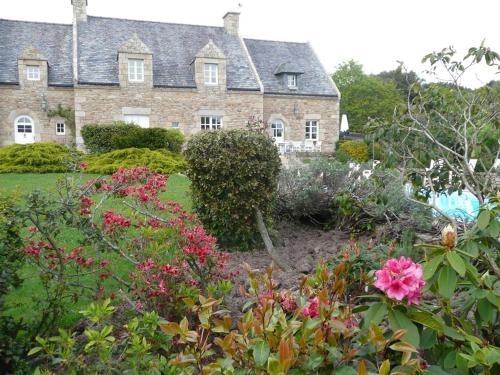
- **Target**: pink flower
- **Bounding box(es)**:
[374,257,425,305]
[303,297,319,318]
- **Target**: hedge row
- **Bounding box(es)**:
[81,122,184,154]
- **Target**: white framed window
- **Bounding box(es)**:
[271,120,284,142]
[56,122,65,135]
[171,122,179,129]
[124,115,150,128]
[204,63,218,85]
[287,74,297,88]
[305,120,318,140]
[128,59,144,82]
[27,65,40,81]
[200,115,222,130]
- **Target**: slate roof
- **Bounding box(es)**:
[0,15,338,96]
[77,16,260,90]
[245,39,339,96]
[0,19,73,86]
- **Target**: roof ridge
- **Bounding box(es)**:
[244,37,307,45]
[87,15,224,30]
[0,18,71,27]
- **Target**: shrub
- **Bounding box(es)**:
[81,122,138,153]
[0,143,79,173]
[18,167,232,326]
[184,130,281,250]
[83,148,186,174]
[0,192,31,374]
[337,140,369,162]
[112,128,184,153]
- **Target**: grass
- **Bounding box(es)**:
[0,172,191,325]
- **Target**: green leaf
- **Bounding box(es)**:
[446,251,466,277]
[423,254,444,280]
[463,241,478,257]
[333,366,358,375]
[379,359,390,375]
[477,298,496,324]
[443,350,456,369]
[420,328,437,349]
[27,347,43,356]
[424,365,451,375]
[438,266,457,299]
[477,210,490,230]
[388,309,420,348]
[361,302,387,329]
[410,311,444,332]
[304,352,324,370]
[253,340,270,368]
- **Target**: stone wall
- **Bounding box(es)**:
[263,94,340,153]
[74,85,264,146]
[0,85,75,147]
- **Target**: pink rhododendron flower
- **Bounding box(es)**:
[302,297,320,318]
[374,256,425,305]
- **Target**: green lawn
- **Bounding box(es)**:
[0,172,191,325]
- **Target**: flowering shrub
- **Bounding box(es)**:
[19,167,234,329]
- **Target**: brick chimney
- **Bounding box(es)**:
[72,0,87,23]
[223,12,240,35]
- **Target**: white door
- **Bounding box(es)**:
[15,116,35,144]
[271,120,284,143]
[124,115,150,128]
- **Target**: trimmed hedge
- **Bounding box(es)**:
[184,129,281,251]
[112,128,184,153]
[0,143,78,173]
[81,122,185,154]
[83,148,186,174]
[337,140,369,162]
[81,122,139,154]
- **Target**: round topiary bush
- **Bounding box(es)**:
[0,143,78,173]
[83,148,186,174]
[184,129,281,251]
[337,140,369,162]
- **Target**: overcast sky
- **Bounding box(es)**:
[2,0,499,87]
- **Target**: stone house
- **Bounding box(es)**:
[0,0,340,152]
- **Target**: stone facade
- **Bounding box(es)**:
[0,1,340,152]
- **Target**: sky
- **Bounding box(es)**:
[2,0,499,88]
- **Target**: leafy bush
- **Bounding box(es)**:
[0,143,79,173]
[0,192,31,374]
[184,129,281,250]
[18,167,232,328]
[337,140,369,162]
[30,299,177,374]
[81,122,138,153]
[83,148,186,174]
[112,128,184,153]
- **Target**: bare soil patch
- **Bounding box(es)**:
[225,221,368,316]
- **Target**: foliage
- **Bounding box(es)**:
[81,122,138,154]
[47,104,76,137]
[184,129,281,251]
[337,140,369,162]
[82,148,186,175]
[159,263,423,374]
[30,299,177,374]
[0,192,31,374]
[111,128,185,153]
[332,61,405,132]
[368,44,500,209]
[377,64,419,99]
[16,167,232,335]
[277,159,432,235]
[0,143,80,173]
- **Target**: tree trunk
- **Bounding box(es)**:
[255,208,291,272]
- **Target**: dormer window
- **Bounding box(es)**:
[287,74,297,89]
[27,65,40,81]
[128,59,144,82]
[204,63,218,85]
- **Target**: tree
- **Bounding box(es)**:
[332,61,405,132]
[377,63,419,99]
[369,44,500,226]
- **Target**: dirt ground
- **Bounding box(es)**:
[225,221,367,316]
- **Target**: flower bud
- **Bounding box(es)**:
[441,224,456,248]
